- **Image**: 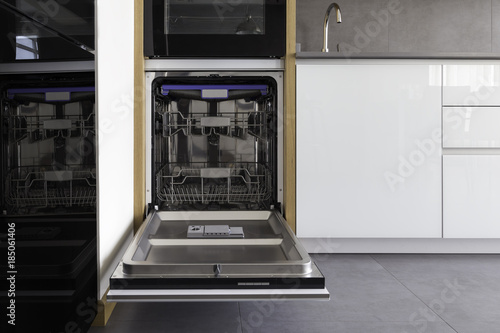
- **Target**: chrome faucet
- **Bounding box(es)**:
[322,3,342,52]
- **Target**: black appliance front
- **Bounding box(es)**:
[0,72,97,332]
[0,0,95,62]
[144,0,286,58]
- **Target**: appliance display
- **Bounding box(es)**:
[108,71,328,301]
[0,72,97,332]
[144,0,286,57]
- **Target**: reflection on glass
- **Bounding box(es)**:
[0,74,97,332]
[0,0,94,62]
[444,65,498,89]
[15,36,38,59]
[165,0,265,35]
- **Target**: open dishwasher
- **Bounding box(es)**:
[108,71,329,301]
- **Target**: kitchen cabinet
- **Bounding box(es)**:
[443,107,500,148]
[442,64,500,239]
[443,64,500,106]
[443,155,500,238]
[296,63,442,238]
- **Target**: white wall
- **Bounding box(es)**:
[96,0,135,299]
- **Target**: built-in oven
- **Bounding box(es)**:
[108,68,329,302]
[144,0,286,58]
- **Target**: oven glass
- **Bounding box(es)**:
[165,0,265,35]
[145,0,285,57]
[0,0,94,62]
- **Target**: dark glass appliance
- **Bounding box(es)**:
[0,72,97,332]
[0,0,95,62]
[144,0,286,58]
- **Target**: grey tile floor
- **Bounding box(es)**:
[89,254,500,333]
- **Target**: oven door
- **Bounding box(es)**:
[107,210,329,302]
[144,0,286,58]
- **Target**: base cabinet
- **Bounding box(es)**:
[296,63,442,238]
[443,155,500,238]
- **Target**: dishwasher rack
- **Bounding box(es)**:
[157,106,269,140]
[157,162,271,205]
[156,83,272,141]
[7,113,95,143]
[5,166,96,210]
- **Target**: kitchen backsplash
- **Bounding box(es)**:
[297,0,500,53]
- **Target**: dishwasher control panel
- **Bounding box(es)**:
[187,225,244,238]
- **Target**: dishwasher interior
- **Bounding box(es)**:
[109,72,328,301]
[153,75,278,210]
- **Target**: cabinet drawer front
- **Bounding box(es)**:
[443,107,500,148]
[443,65,500,106]
[443,155,500,238]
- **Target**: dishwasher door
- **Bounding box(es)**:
[107,210,329,302]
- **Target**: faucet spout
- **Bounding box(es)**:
[322,3,342,53]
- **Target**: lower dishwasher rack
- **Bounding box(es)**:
[108,210,329,301]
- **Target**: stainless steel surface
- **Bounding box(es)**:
[120,210,313,276]
[145,71,284,208]
[144,59,284,71]
[154,78,274,207]
[321,3,342,53]
[107,286,330,302]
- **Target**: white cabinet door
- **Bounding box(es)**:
[443,155,500,238]
[296,64,442,238]
[443,107,500,148]
[443,65,500,106]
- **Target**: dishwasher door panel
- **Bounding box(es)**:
[108,210,329,301]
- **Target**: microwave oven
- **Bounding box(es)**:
[144,0,286,58]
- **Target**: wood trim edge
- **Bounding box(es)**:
[134,0,146,233]
[91,289,116,326]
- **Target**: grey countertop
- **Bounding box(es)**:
[296,52,500,60]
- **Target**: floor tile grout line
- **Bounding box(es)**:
[369,255,459,333]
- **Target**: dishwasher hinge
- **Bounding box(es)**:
[271,202,283,215]
[146,203,159,216]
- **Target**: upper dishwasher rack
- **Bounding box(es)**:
[5,87,95,142]
[155,84,272,139]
